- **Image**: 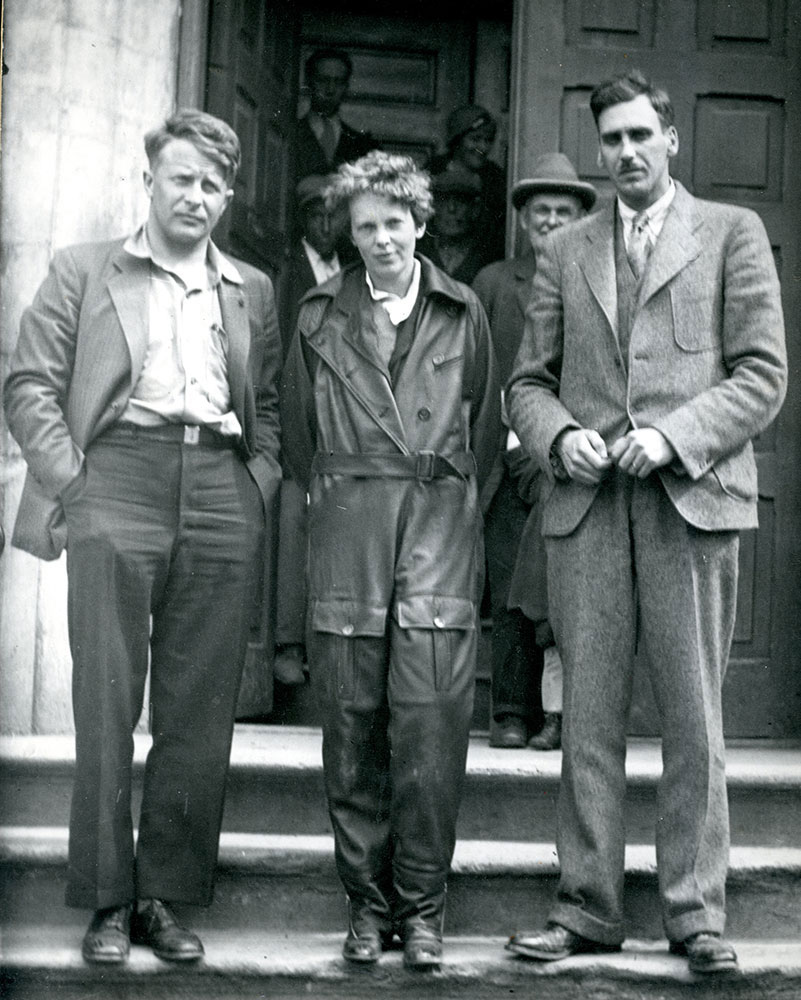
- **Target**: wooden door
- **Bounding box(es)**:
[206,0,300,277]
[510,0,801,736]
[205,0,301,716]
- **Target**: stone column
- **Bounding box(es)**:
[0,0,182,733]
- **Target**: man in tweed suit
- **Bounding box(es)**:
[5,110,282,965]
[505,71,786,974]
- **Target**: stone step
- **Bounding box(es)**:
[2,827,800,941]
[1,928,800,1000]
[3,729,800,845]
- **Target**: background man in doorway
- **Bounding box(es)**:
[273,174,343,687]
[295,47,374,182]
[472,153,597,751]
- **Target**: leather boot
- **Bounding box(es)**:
[342,898,393,964]
[402,911,444,970]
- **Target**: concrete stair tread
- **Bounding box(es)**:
[3,825,800,877]
[3,727,801,787]
[2,927,801,998]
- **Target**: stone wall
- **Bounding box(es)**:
[0,0,182,732]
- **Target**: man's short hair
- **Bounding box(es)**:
[589,70,675,130]
[305,47,353,83]
[144,109,241,186]
[325,151,434,228]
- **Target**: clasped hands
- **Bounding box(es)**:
[555,427,675,486]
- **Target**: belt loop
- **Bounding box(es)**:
[416,450,435,482]
[183,425,200,445]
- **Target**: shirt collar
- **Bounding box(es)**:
[617,179,675,235]
[302,237,338,268]
[365,258,421,326]
[124,225,243,286]
[308,110,341,127]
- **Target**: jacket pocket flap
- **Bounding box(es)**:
[394,595,475,630]
[310,599,387,636]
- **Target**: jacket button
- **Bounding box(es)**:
[433,354,444,365]
[342,623,354,636]
[417,407,431,421]
[433,616,445,629]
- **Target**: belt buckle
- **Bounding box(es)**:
[183,425,200,445]
[416,450,435,482]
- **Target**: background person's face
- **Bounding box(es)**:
[302,201,338,258]
[520,192,583,253]
[435,193,479,238]
[308,58,350,117]
[454,123,495,171]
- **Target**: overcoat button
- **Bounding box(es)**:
[433,616,445,629]
[433,354,444,365]
[417,407,431,421]
[342,623,354,636]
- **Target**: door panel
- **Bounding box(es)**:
[206,0,299,276]
[511,0,801,736]
[205,0,301,717]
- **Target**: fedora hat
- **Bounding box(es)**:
[512,153,597,211]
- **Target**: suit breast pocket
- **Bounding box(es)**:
[669,286,721,353]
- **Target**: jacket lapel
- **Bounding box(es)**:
[306,285,410,454]
[639,182,702,305]
[107,252,152,386]
[579,205,618,339]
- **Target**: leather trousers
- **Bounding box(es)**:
[311,620,475,935]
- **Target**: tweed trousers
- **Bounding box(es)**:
[545,469,738,945]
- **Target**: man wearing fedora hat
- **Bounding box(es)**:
[473,153,596,751]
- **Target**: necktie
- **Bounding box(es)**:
[319,117,337,164]
[627,211,652,278]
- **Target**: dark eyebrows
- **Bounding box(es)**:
[600,126,655,144]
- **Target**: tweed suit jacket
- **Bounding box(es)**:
[5,237,283,560]
[507,181,787,536]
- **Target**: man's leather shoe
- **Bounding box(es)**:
[403,926,442,969]
[489,715,527,749]
[131,898,204,962]
[82,904,131,964]
[506,923,621,961]
[669,932,738,974]
[528,712,562,751]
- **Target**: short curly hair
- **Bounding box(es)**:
[144,108,241,186]
[325,151,434,227]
